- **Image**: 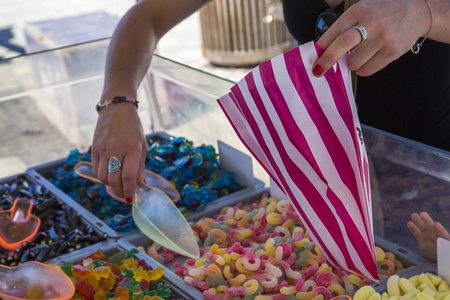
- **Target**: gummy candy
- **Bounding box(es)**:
[161,193,408,299]
[50,136,244,233]
[61,249,180,300]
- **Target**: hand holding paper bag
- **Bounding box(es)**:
[218,41,379,281]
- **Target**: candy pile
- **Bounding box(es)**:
[50,136,243,232]
[0,176,107,265]
[354,273,450,300]
[143,193,405,299]
[59,249,185,300]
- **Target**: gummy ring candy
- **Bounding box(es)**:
[379,258,395,276]
[244,279,259,296]
[207,229,227,244]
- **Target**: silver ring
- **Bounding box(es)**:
[108,157,121,173]
[353,25,368,45]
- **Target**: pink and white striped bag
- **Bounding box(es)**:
[217,41,379,281]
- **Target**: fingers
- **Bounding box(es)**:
[406,220,421,241]
[107,156,125,199]
[121,149,141,201]
[434,222,450,240]
[136,141,148,187]
[97,155,110,186]
[314,26,367,77]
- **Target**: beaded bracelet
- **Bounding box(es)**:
[96,96,139,114]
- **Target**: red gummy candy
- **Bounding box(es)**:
[75,280,95,300]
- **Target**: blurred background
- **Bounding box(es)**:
[0,0,294,178]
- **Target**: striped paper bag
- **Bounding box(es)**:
[217,41,379,281]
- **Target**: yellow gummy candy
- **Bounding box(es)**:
[399,289,419,300]
[399,277,417,294]
[416,292,436,300]
[436,292,450,300]
[311,295,325,300]
[280,286,297,295]
[439,280,450,292]
[443,293,450,300]
[255,296,273,300]
[296,291,318,300]
[387,275,401,296]
[229,274,246,286]
[266,213,282,225]
[427,273,443,287]
[368,293,381,300]
[381,292,389,300]
[409,275,420,288]
[328,283,346,296]
[354,285,376,300]
[244,279,259,295]
[266,201,277,214]
[348,274,366,288]
[375,246,386,262]
[419,273,437,291]
[422,287,436,297]
[216,285,228,293]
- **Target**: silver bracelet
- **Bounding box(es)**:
[411,0,433,54]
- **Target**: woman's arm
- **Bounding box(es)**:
[92,0,210,202]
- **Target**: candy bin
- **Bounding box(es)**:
[352,265,449,300]
[27,132,263,238]
[0,174,108,266]
[117,188,426,299]
[48,241,192,300]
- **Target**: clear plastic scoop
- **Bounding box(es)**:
[74,162,199,259]
[0,198,40,250]
[0,262,75,300]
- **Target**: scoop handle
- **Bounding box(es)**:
[74,162,102,183]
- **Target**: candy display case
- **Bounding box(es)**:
[1,39,449,298]
[47,240,194,299]
[0,173,109,266]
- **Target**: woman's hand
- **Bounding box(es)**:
[313,0,433,77]
[91,104,147,203]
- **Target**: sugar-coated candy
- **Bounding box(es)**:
[143,194,408,299]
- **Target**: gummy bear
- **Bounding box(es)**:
[75,280,96,300]
[119,258,138,272]
[72,264,90,279]
[114,287,129,300]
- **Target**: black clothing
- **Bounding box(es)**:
[283,0,450,151]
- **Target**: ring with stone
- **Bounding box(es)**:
[108,157,121,173]
[353,25,368,45]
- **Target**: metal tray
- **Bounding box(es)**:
[47,240,195,300]
[0,173,109,265]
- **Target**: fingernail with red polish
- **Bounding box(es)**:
[143,176,146,184]
[126,197,132,204]
[313,64,323,76]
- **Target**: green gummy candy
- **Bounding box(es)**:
[109,251,127,265]
[125,250,135,258]
[61,262,74,276]
[303,241,315,250]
